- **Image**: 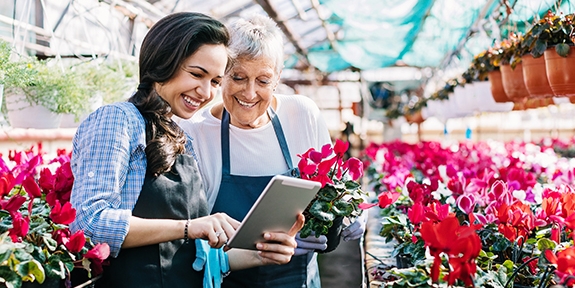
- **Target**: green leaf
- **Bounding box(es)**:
[344,181,360,190]
[12,248,33,263]
[0,266,22,288]
[501,259,514,274]
[299,222,313,238]
[42,235,57,252]
[491,236,511,252]
[556,43,571,57]
[537,238,556,251]
[331,200,353,216]
[44,255,67,280]
[16,259,45,284]
[530,39,547,58]
[316,186,338,201]
[309,201,335,222]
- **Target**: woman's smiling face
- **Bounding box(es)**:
[221,56,279,129]
[155,44,228,120]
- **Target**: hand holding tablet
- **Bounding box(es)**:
[226,175,321,250]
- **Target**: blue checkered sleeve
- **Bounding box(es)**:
[70,102,147,257]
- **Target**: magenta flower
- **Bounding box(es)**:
[50,201,77,225]
[344,157,363,181]
[8,212,29,242]
[65,230,86,254]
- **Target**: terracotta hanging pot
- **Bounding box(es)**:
[521,54,554,98]
[545,46,575,97]
[524,98,544,109]
[501,63,530,102]
[404,110,425,124]
[512,97,527,111]
[488,70,509,103]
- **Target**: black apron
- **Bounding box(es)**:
[211,107,320,288]
[98,153,209,288]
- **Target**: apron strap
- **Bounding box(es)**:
[221,108,232,176]
[267,106,294,170]
[220,107,294,177]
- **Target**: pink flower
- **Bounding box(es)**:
[22,175,41,199]
[457,194,476,214]
[1,195,26,214]
[359,192,400,210]
[9,212,29,242]
[333,139,349,157]
[50,201,76,225]
[344,157,363,181]
[65,230,86,254]
[83,243,110,276]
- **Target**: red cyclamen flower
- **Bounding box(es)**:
[50,201,77,225]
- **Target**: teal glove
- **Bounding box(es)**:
[193,239,230,288]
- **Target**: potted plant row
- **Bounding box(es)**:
[521,11,575,100]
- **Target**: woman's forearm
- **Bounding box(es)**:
[122,216,187,248]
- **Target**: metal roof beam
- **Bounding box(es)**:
[253,0,310,67]
[310,0,338,52]
[438,0,498,70]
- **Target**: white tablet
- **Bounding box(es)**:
[226,174,321,250]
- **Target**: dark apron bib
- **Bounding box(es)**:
[98,154,209,288]
[212,108,319,288]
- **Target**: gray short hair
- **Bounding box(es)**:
[227,14,284,74]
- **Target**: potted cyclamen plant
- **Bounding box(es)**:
[297,139,366,252]
[0,145,109,288]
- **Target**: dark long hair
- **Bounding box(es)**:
[128,12,229,177]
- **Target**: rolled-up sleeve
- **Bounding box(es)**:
[70,104,146,257]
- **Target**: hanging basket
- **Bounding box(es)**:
[474,81,514,112]
[488,70,509,103]
[545,45,575,97]
[453,84,476,116]
[501,63,530,103]
[521,54,555,98]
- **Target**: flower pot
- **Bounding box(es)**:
[20,278,62,288]
[316,216,343,254]
[521,54,555,98]
[501,63,530,102]
[59,92,103,128]
[545,45,575,97]
[453,84,476,116]
[395,254,412,269]
[488,70,509,103]
[4,90,62,129]
[404,110,424,124]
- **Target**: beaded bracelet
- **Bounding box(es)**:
[184,219,191,242]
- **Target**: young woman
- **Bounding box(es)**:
[69,12,303,288]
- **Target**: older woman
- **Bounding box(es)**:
[180,14,366,287]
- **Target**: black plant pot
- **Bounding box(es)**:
[316,216,343,253]
[21,278,61,288]
[395,254,413,269]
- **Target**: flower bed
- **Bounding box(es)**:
[361,138,575,287]
[0,144,109,288]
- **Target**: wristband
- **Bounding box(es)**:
[184,219,191,242]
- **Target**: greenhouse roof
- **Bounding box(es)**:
[146,0,575,73]
[2,0,574,74]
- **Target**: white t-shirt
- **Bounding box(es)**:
[180,94,332,211]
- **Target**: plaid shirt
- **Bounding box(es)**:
[70,102,195,257]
